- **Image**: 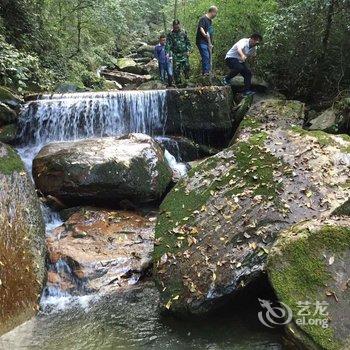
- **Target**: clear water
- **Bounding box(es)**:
[0,283,285,350]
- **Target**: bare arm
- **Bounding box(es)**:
[237,47,247,61]
[200,27,208,40]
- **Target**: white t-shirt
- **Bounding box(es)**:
[225,38,257,62]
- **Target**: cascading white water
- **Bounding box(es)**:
[15,89,186,309]
[18,90,168,148]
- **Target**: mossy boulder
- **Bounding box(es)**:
[308,97,350,135]
[116,57,148,75]
[267,218,350,350]
[0,86,23,109]
[32,133,173,207]
[154,101,349,315]
[165,86,234,148]
[0,103,17,126]
[0,123,18,145]
[0,142,46,336]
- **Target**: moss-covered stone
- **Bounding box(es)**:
[0,123,18,145]
[308,96,350,135]
[0,86,23,109]
[0,103,17,127]
[154,98,349,315]
[0,142,46,336]
[267,218,350,350]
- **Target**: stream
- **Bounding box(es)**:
[1,90,287,350]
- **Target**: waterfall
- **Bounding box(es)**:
[18,90,168,148]
[15,89,186,310]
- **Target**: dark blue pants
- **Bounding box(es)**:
[198,43,211,74]
[225,58,252,91]
[159,61,173,85]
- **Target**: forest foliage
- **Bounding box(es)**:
[1,0,349,101]
[0,0,166,92]
[177,0,350,100]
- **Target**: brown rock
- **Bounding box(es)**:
[46,208,156,294]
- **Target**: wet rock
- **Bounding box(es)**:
[0,86,23,110]
[154,100,349,315]
[155,136,218,162]
[0,123,18,145]
[165,86,234,148]
[32,133,173,207]
[0,103,17,126]
[0,143,46,335]
[46,208,155,294]
[267,217,350,350]
[101,69,152,86]
[308,97,350,134]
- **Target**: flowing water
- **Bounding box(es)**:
[1,90,287,349]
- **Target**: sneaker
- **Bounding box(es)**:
[243,90,256,96]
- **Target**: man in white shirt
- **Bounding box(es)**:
[223,33,262,96]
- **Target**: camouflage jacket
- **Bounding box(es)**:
[166,30,192,55]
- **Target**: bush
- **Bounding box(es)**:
[256,0,350,101]
[0,35,53,92]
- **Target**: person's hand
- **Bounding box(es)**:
[241,54,247,62]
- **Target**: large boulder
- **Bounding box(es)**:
[32,133,173,207]
[0,103,17,126]
[46,208,155,295]
[0,123,17,145]
[308,97,350,135]
[0,143,46,336]
[165,87,234,148]
[0,86,23,110]
[267,218,350,350]
[154,99,349,315]
[116,57,148,75]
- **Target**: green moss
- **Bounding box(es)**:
[268,225,350,350]
[0,124,17,144]
[239,116,262,130]
[154,132,287,261]
[0,144,25,175]
[291,126,350,153]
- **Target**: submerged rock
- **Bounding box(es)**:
[33,133,173,207]
[46,208,155,294]
[154,99,349,315]
[267,218,350,350]
[0,143,46,335]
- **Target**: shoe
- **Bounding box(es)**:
[243,90,256,96]
[222,77,230,86]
